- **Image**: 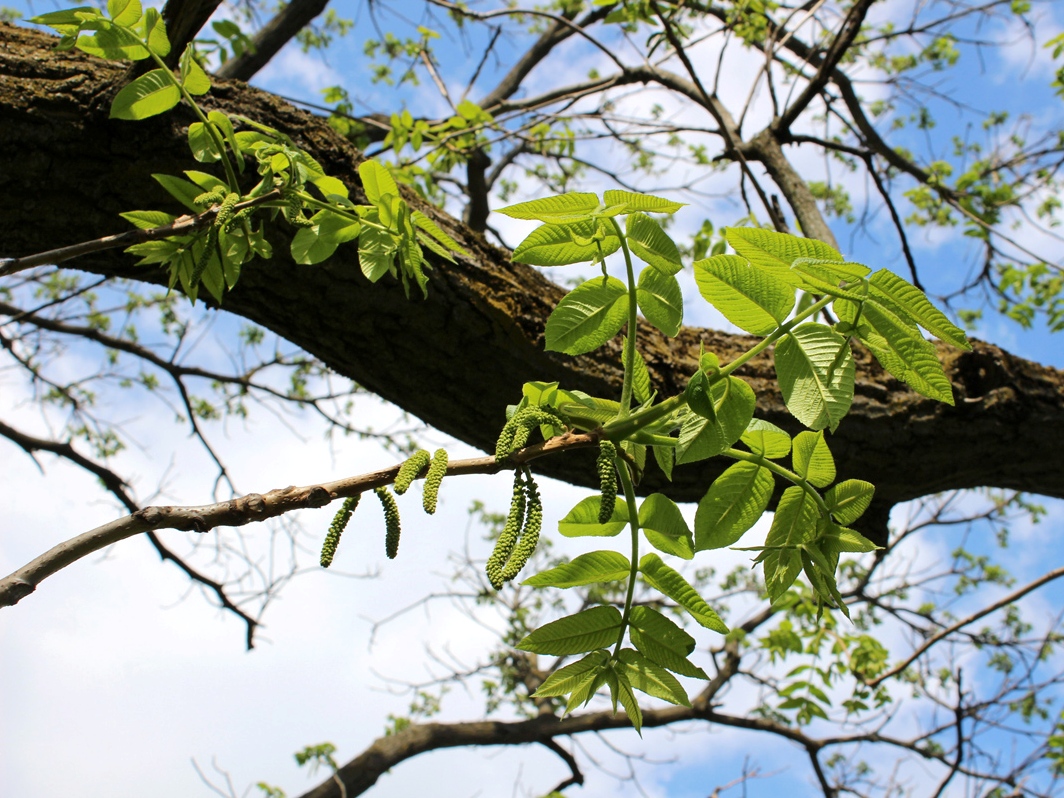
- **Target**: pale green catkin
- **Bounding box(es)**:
[321,494,360,568]
[375,486,402,560]
[501,474,542,583]
[485,471,526,590]
[596,440,618,524]
[495,406,563,461]
[422,448,448,514]
[393,449,430,495]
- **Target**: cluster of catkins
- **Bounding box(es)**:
[319,448,448,567]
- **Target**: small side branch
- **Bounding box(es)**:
[0,431,598,609]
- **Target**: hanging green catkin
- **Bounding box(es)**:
[485,471,526,590]
[189,227,217,287]
[215,191,239,229]
[375,486,402,560]
[496,406,564,460]
[321,494,360,568]
[422,448,448,515]
[393,449,430,495]
[501,473,542,583]
[597,440,618,524]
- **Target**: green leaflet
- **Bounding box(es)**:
[603,189,685,215]
[357,214,397,282]
[110,68,181,120]
[497,191,600,223]
[626,213,682,275]
[694,254,795,335]
[653,443,674,481]
[617,648,691,707]
[774,322,855,432]
[544,276,628,355]
[558,496,629,537]
[756,486,822,602]
[179,46,210,95]
[522,550,631,588]
[359,159,400,206]
[854,301,956,404]
[639,553,728,633]
[152,173,203,212]
[187,122,221,162]
[626,338,654,404]
[77,24,149,60]
[868,269,970,350]
[791,258,870,299]
[725,227,843,287]
[824,479,875,525]
[120,210,175,230]
[516,605,623,655]
[821,522,879,555]
[638,493,694,560]
[108,0,141,25]
[142,7,170,56]
[740,418,791,459]
[512,219,622,266]
[411,211,470,259]
[791,430,836,488]
[636,266,683,337]
[628,606,708,679]
[695,460,774,550]
[533,650,610,698]
[676,377,756,465]
[604,667,643,732]
[291,210,361,265]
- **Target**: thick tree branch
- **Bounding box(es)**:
[2,25,1064,511]
[215,0,330,83]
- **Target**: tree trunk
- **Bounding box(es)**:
[2,24,1062,512]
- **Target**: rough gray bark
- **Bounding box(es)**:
[1,24,1062,518]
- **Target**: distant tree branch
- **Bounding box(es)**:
[215,0,331,83]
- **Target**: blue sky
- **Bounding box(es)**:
[2,2,1064,797]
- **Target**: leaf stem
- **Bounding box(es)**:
[722,447,831,516]
[610,216,638,418]
[613,461,641,657]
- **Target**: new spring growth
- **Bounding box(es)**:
[501,474,541,583]
[422,449,448,514]
[394,449,431,495]
[321,494,360,568]
[596,440,618,524]
[375,486,401,560]
[495,406,564,461]
[485,470,527,590]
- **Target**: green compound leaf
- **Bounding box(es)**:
[291,210,361,265]
[533,650,610,698]
[868,269,971,350]
[358,159,400,206]
[676,377,756,465]
[497,191,601,223]
[629,606,708,679]
[824,479,875,526]
[603,190,685,215]
[512,219,622,266]
[179,46,210,95]
[639,553,729,633]
[725,227,843,287]
[856,301,956,404]
[638,493,694,560]
[695,460,774,551]
[774,323,855,432]
[108,0,142,26]
[626,213,683,275]
[618,648,691,707]
[559,495,629,537]
[693,254,795,335]
[791,430,836,488]
[740,418,791,459]
[516,605,623,655]
[636,266,683,337]
[522,550,631,588]
[109,68,180,120]
[544,276,628,355]
[757,486,822,602]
